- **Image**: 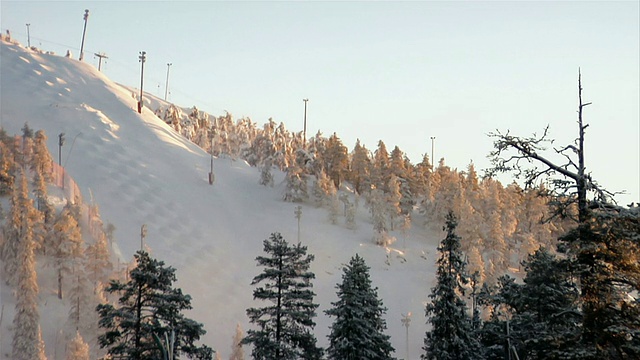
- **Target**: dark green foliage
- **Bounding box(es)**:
[243,232,322,360]
[478,248,582,360]
[560,206,640,359]
[326,254,395,360]
[97,251,213,360]
[422,211,484,360]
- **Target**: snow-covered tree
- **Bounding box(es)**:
[31,129,53,182]
[326,254,395,359]
[10,173,41,360]
[422,212,484,360]
[97,251,213,360]
[66,331,90,360]
[84,233,113,293]
[259,157,274,187]
[229,323,245,360]
[2,170,42,286]
[243,233,322,360]
[349,139,371,194]
[51,206,83,299]
[283,165,308,203]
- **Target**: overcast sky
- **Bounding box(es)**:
[2,1,638,204]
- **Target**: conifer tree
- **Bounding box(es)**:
[66,331,90,360]
[97,251,213,360]
[10,173,41,360]
[0,141,15,195]
[422,212,483,360]
[2,170,42,286]
[326,254,395,360]
[84,233,113,293]
[229,323,245,360]
[51,206,83,299]
[31,129,53,182]
[349,139,371,194]
[243,233,322,360]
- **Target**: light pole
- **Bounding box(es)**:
[401,312,411,360]
[58,133,65,166]
[94,52,108,71]
[209,136,215,185]
[25,23,30,47]
[138,51,146,113]
[430,136,436,170]
[79,9,89,61]
[302,98,309,148]
[165,63,172,101]
[294,206,302,242]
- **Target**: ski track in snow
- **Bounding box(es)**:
[0,40,442,359]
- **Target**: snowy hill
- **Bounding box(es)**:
[1,39,441,359]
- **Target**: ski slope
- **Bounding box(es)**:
[0,39,442,359]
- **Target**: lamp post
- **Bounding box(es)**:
[302,98,309,148]
[401,312,411,360]
[430,136,436,170]
[58,133,65,166]
[138,51,146,113]
[25,23,30,47]
[79,9,89,61]
[165,63,172,101]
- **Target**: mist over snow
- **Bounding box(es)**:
[1,39,442,359]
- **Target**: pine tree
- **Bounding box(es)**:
[11,173,41,360]
[229,323,245,360]
[0,141,15,195]
[97,250,213,360]
[349,139,371,194]
[422,212,484,360]
[51,206,84,299]
[243,233,322,360]
[31,129,53,182]
[326,254,395,360]
[2,170,42,286]
[66,331,90,360]
[478,248,582,359]
[324,133,349,188]
[84,233,113,294]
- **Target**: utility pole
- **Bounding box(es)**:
[401,312,411,360]
[294,206,302,242]
[58,133,65,166]
[140,224,147,251]
[58,132,65,190]
[138,51,146,113]
[25,23,30,47]
[79,9,89,61]
[94,52,108,71]
[430,136,436,170]
[165,63,172,101]
[302,98,309,148]
[209,136,215,185]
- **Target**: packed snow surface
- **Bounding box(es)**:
[1,40,441,359]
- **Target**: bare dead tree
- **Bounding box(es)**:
[486,70,639,357]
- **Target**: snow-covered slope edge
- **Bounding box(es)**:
[1,40,441,358]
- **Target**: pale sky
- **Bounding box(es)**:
[2,1,639,204]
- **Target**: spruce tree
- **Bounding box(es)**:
[229,323,245,360]
[422,211,483,360]
[66,331,90,360]
[97,250,213,360]
[243,232,322,360]
[326,254,395,360]
[10,173,41,360]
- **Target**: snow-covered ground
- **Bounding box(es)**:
[0,39,442,359]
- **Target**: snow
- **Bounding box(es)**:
[0,39,442,359]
